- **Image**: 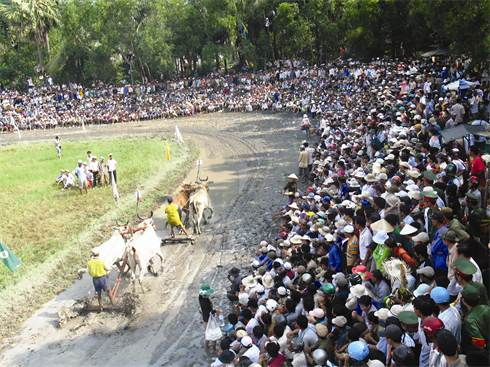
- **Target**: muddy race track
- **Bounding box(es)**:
[0,111,306,367]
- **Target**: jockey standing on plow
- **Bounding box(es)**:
[165,196,192,239]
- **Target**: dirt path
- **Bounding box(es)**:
[0,111,307,367]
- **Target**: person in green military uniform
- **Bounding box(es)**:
[462,193,483,234]
[399,311,419,334]
[422,191,440,242]
[440,207,470,244]
[423,171,446,206]
[454,257,489,317]
[461,284,490,352]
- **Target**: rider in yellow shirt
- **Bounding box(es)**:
[165,196,192,239]
[87,249,115,310]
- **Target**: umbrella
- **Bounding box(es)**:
[442,79,478,92]
[419,49,452,57]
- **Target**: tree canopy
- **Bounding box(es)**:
[0,0,487,88]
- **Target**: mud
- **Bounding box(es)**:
[0,111,307,367]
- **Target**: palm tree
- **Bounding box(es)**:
[0,0,60,69]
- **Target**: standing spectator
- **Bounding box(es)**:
[89,156,99,188]
[54,135,61,159]
[298,146,308,183]
[461,284,490,352]
[107,153,118,184]
[74,159,89,195]
[343,225,359,267]
[99,157,108,188]
[469,145,486,189]
[451,98,465,125]
[430,211,449,277]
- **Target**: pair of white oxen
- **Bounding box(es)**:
[79,214,163,293]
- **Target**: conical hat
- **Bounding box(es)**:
[370,219,394,233]
[288,173,299,179]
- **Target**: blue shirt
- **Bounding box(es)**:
[431,226,448,270]
[328,243,342,272]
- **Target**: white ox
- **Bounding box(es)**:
[78,228,131,278]
[189,182,214,234]
[129,215,164,292]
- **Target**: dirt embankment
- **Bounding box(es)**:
[0,111,306,367]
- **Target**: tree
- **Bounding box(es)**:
[0,0,60,70]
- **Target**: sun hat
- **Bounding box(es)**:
[198,283,214,295]
[373,230,389,244]
[288,173,299,180]
[290,235,302,244]
[262,275,274,288]
[238,293,249,306]
[351,284,367,298]
[78,159,83,164]
[242,275,258,288]
[374,308,390,320]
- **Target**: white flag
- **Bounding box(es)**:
[111,172,119,202]
[82,119,86,133]
[175,125,183,145]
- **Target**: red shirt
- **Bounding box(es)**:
[269,354,286,367]
[471,155,486,187]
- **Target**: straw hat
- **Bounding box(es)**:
[288,173,299,180]
[371,219,394,233]
[290,235,303,244]
[365,174,376,182]
[262,275,274,288]
[242,275,258,288]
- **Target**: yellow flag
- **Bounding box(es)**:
[166,141,170,161]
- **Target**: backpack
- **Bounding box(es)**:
[372,136,383,151]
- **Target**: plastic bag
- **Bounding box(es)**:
[205,314,222,341]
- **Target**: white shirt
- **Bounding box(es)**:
[359,227,372,261]
[242,344,260,363]
[107,158,117,171]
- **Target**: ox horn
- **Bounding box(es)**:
[199,176,208,182]
[116,219,129,227]
[137,211,153,220]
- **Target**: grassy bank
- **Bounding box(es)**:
[0,134,199,338]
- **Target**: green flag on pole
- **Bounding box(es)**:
[0,240,22,272]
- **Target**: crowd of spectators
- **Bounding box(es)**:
[194,58,490,367]
[0,57,489,133]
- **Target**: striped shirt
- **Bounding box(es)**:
[438,305,461,345]
[346,236,360,266]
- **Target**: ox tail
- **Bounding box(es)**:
[77,268,88,279]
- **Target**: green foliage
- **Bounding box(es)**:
[0,0,488,85]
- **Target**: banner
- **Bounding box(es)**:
[175,125,183,145]
[0,240,22,272]
[166,141,170,161]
